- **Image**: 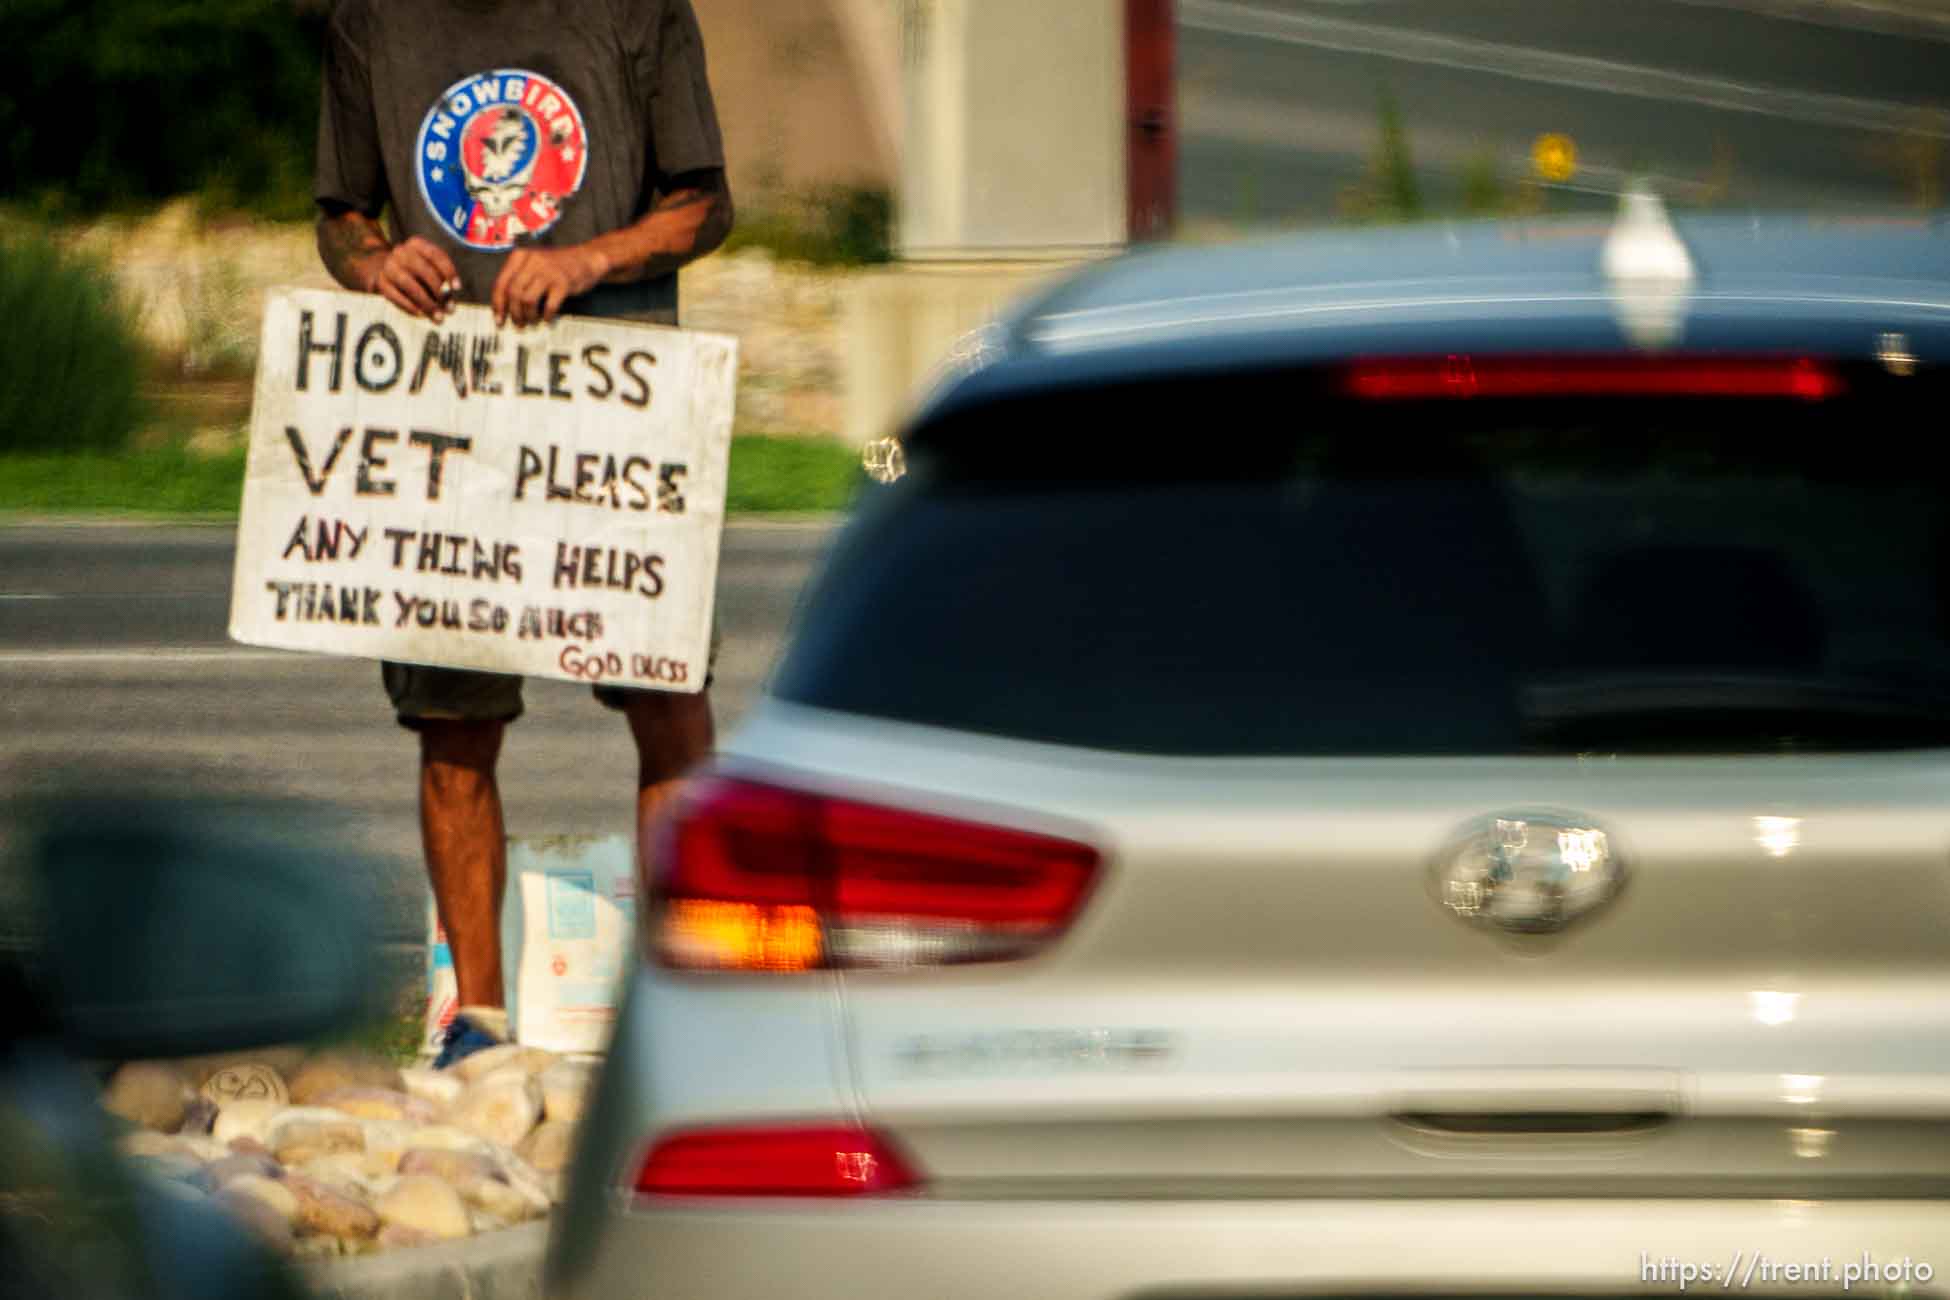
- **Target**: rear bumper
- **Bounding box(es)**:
[546,1196,1950,1300]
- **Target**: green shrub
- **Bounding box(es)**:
[0,0,326,217]
[724,186,894,267]
[0,232,146,453]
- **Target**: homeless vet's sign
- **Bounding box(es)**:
[229,288,736,692]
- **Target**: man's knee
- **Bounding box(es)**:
[625,690,714,784]
[420,718,506,777]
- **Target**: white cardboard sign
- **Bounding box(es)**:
[229,287,736,691]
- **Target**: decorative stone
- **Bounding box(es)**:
[488,1150,555,1214]
[127,1152,204,1183]
[294,1153,374,1197]
[517,1119,575,1174]
[513,1047,559,1076]
[176,1046,309,1087]
[227,1136,273,1159]
[396,1148,499,1187]
[103,1062,192,1132]
[318,1087,434,1125]
[450,1043,523,1082]
[391,1124,493,1155]
[224,1173,298,1223]
[273,1117,365,1166]
[211,1099,285,1148]
[288,1050,404,1105]
[215,1186,295,1249]
[290,1235,344,1259]
[398,1067,464,1111]
[176,1097,219,1136]
[450,1068,542,1149]
[373,1175,472,1240]
[118,1130,188,1159]
[199,1062,289,1108]
[539,1060,595,1125]
[176,1135,230,1162]
[198,1152,281,1191]
[461,1175,540,1223]
[285,1174,380,1239]
[358,1120,414,1175]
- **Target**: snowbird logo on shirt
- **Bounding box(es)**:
[416,69,589,250]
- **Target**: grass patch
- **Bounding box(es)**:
[0,435,864,518]
[725,434,865,514]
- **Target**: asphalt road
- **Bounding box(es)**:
[0,520,839,1002]
[1180,0,1950,224]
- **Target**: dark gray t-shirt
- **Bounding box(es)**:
[315,0,725,322]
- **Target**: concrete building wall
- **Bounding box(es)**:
[692,0,899,201]
[898,0,1126,257]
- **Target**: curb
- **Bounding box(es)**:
[302,1221,549,1300]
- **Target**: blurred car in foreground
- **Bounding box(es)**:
[0,798,380,1300]
[550,199,1950,1299]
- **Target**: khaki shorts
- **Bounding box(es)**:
[382,626,720,728]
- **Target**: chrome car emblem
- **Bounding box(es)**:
[1432,811,1625,935]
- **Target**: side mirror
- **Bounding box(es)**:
[21,798,385,1060]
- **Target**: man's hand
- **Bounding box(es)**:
[317,211,461,322]
[372,238,462,322]
[491,245,608,328]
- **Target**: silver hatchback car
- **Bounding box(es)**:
[548,206,1950,1300]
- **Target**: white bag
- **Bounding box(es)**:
[423,834,639,1056]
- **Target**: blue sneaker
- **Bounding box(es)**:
[432,1013,504,1071]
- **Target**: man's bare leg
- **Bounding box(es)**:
[420,718,509,1010]
[626,690,715,858]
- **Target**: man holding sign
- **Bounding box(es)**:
[310,0,732,1067]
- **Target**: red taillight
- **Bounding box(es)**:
[632,1125,922,1197]
[1344,355,1842,400]
[646,776,1100,971]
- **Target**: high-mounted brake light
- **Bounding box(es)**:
[632,1125,923,1197]
[1344,355,1842,401]
[646,777,1101,972]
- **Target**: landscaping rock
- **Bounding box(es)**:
[176,1097,219,1136]
[398,1066,463,1111]
[518,1119,575,1174]
[198,1151,282,1191]
[318,1087,434,1124]
[227,1135,273,1159]
[103,1062,192,1132]
[373,1175,472,1240]
[118,1130,190,1160]
[285,1174,380,1239]
[288,1050,404,1104]
[294,1153,376,1197]
[215,1186,295,1249]
[450,1068,542,1149]
[212,1098,285,1147]
[273,1117,365,1165]
[513,1047,559,1076]
[176,1046,309,1087]
[357,1119,414,1174]
[224,1173,298,1223]
[489,1150,555,1215]
[461,1174,541,1224]
[392,1123,493,1155]
[199,1062,289,1107]
[450,1043,524,1082]
[539,1060,595,1125]
[396,1148,500,1187]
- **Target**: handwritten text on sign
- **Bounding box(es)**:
[228,288,737,691]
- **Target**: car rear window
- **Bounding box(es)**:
[772,370,1950,755]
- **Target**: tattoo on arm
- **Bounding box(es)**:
[317,211,391,292]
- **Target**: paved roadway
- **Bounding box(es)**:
[1180,0,1950,224]
[0,521,839,1002]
